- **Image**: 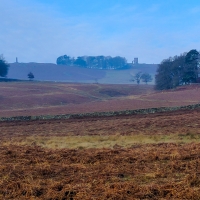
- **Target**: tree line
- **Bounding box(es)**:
[56,55,128,70]
[155,49,200,90]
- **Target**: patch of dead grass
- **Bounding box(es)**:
[2,133,200,149]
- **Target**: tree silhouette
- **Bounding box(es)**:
[182,49,199,84]
[141,73,153,84]
[0,55,9,77]
[130,72,142,84]
[28,72,34,80]
[155,50,199,90]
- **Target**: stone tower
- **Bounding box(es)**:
[134,58,138,64]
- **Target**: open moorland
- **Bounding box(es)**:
[1,109,200,199]
[1,81,200,117]
[1,82,200,199]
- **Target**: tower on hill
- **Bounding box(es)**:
[133,57,138,64]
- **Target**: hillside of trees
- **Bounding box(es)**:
[56,55,128,70]
[155,49,200,90]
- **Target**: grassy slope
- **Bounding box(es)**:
[1,82,200,117]
[8,62,157,84]
[0,82,154,117]
[1,108,200,149]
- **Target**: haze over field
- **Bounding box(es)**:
[1,0,200,64]
[7,62,157,84]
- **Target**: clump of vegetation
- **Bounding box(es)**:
[141,73,153,84]
[0,54,9,78]
[56,54,128,69]
[28,72,34,80]
[155,49,199,90]
[131,72,153,84]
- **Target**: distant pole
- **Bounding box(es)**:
[16,57,18,63]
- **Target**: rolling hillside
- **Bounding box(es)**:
[8,62,157,84]
[0,82,200,117]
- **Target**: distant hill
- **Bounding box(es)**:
[129,63,158,74]
[7,62,158,84]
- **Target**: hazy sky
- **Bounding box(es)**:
[1,0,200,64]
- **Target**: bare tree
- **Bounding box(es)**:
[141,73,153,84]
[130,72,142,84]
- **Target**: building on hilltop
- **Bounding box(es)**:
[134,58,138,64]
[132,58,138,65]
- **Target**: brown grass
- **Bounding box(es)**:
[2,133,200,149]
[1,144,200,199]
[2,82,200,118]
[1,109,200,199]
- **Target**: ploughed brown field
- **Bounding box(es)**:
[1,82,200,199]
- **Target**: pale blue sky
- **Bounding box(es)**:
[1,0,200,63]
